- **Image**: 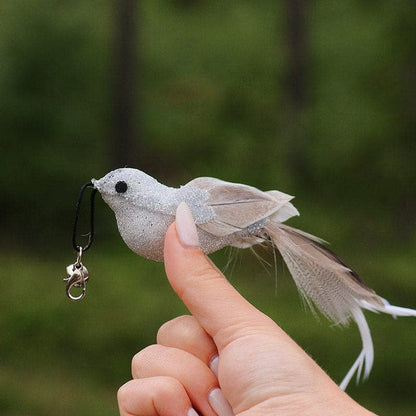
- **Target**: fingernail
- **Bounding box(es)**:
[208,388,234,416]
[187,408,199,416]
[210,355,219,378]
[176,202,199,247]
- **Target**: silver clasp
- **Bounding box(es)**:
[64,248,89,301]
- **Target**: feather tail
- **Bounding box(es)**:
[359,297,416,317]
[265,222,416,390]
[339,307,373,390]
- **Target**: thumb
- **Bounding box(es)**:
[164,202,287,352]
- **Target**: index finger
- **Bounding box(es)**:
[163,203,288,353]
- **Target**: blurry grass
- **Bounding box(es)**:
[0,241,415,416]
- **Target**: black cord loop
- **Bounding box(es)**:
[72,181,97,253]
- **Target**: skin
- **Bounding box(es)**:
[117,206,377,416]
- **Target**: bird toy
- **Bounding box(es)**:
[65,167,416,389]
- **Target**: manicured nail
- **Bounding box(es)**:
[187,408,199,416]
[176,202,199,247]
[208,388,234,416]
[210,355,219,378]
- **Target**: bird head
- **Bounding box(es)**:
[92,168,159,212]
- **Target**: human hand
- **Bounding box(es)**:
[117,203,376,416]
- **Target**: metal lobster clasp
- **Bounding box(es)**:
[64,248,89,301]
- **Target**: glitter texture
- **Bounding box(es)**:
[92,168,298,261]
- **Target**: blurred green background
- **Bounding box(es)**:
[0,1,415,415]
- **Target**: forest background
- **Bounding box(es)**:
[0,1,415,415]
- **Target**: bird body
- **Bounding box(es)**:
[92,167,416,390]
[92,168,299,261]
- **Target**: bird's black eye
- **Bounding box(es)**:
[115,181,128,193]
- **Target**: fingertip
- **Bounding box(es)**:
[164,222,202,294]
[164,220,221,298]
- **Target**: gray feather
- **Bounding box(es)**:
[265,222,416,389]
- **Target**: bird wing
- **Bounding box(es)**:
[186,177,298,236]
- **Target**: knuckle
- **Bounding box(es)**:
[117,379,136,405]
[131,344,163,377]
[156,375,183,398]
[117,377,187,414]
[157,315,194,343]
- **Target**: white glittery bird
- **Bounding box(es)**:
[92,167,416,390]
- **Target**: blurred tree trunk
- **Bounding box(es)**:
[282,0,310,188]
[112,0,140,167]
[174,0,204,8]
